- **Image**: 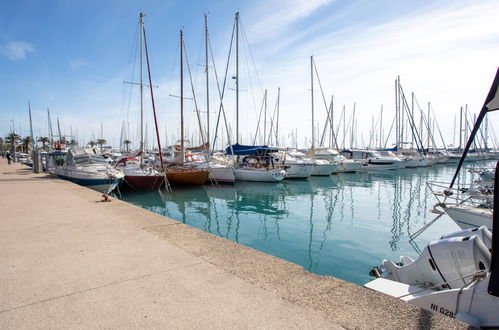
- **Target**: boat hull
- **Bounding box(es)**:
[335,160,362,173]
[234,168,286,182]
[284,163,314,179]
[208,165,235,184]
[124,175,165,190]
[56,174,123,194]
[445,206,493,230]
[311,163,338,176]
[166,168,209,186]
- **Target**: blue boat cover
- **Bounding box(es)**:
[376,146,398,152]
[225,143,278,156]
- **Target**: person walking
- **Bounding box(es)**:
[6,152,11,165]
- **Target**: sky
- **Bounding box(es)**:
[1,0,498,150]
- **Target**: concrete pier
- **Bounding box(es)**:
[0,159,467,329]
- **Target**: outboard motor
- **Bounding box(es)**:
[440,226,492,250]
[382,235,490,289]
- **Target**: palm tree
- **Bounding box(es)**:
[96,138,107,150]
[0,137,4,152]
[6,132,20,149]
[21,136,32,153]
[88,141,96,148]
[124,139,131,152]
[37,137,50,151]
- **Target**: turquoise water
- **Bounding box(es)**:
[117,161,493,286]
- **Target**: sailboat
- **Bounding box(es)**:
[165,30,209,186]
[307,56,343,176]
[181,14,235,185]
[224,13,286,182]
[118,13,165,190]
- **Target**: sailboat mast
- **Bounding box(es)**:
[180,29,185,164]
[47,109,53,145]
[139,13,145,159]
[263,89,267,145]
[204,13,210,154]
[57,118,62,143]
[28,102,35,152]
[142,21,164,168]
[235,12,240,144]
[310,56,314,149]
[276,87,280,146]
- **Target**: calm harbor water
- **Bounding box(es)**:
[117,161,493,286]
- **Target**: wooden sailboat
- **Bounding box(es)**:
[165,30,209,186]
[120,13,165,190]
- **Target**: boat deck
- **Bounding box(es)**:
[0,159,467,329]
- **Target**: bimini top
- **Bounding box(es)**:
[226,143,279,156]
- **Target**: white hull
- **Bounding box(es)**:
[234,168,286,182]
[365,275,498,328]
[360,161,400,171]
[403,158,423,168]
[284,163,314,179]
[445,206,493,230]
[334,160,362,173]
[311,162,338,176]
[55,167,124,194]
[209,165,235,184]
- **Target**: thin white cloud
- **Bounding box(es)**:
[246,0,333,40]
[0,41,35,61]
[69,59,90,71]
[246,0,499,147]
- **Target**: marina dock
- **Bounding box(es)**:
[0,159,467,329]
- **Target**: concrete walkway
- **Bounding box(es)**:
[0,159,467,329]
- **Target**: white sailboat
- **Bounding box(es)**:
[225,13,285,183]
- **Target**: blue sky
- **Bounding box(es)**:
[1,0,498,149]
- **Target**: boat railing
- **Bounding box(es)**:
[427,181,493,210]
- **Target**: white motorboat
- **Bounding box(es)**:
[309,148,361,173]
[278,150,314,179]
[51,148,124,194]
[342,149,402,171]
[310,159,338,176]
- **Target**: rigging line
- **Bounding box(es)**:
[252,91,266,145]
[368,111,381,149]
[241,33,260,128]
[313,60,339,149]
[334,105,344,142]
[399,84,425,153]
[429,105,449,152]
[267,92,279,145]
[239,17,264,95]
[413,95,438,150]
[210,18,235,151]
[142,26,164,168]
[340,107,354,149]
[319,96,333,147]
[182,37,207,151]
[383,115,396,148]
[122,21,140,140]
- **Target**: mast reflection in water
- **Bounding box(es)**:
[117,162,492,285]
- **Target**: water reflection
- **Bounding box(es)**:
[117,161,495,285]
